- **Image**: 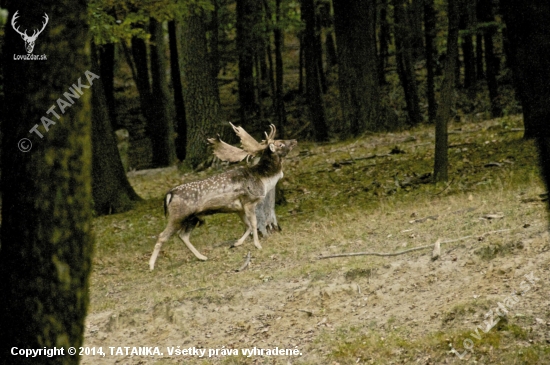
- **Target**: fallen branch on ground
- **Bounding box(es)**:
[235,251,251,272]
[317,228,512,260]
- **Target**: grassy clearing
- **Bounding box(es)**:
[85,115,550,365]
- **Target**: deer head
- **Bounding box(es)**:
[11,10,49,54]
[208,123,294,162]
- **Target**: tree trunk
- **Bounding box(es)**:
[393,0,422,126]
[298,33,305,94]
[500,0,550,141]
[91,43,141,215]
[476,34,484,79]
[319,0,337,69]
[333,0,383,135]
[378,0,390,85]
[180,7,222,168]
[131,34,153,122]
[237,0,262,125]
[169,20,188,160]
[209,0,221,80]
[500,0,550,220]
[0,2,93,362]
[478,0,501,117]
[99,43,117,130]
[149,18,177,167]
[302,0,329,141]
[434,0,459,182]
[460,0,477,89]
[424,0,437,123]
[314,10,327,93]
[274,0,287,137]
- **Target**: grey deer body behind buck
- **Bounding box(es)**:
[149,124,297,270]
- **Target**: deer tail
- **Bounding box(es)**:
[164,192,173,217]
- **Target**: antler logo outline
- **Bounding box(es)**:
[11,10,49,54]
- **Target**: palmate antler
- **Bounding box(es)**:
[208,123,277,162]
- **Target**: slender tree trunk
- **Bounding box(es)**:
[393,0,422,126]
[99,43,117,129]
[149,18,177,166]
[180,7,222,168]
[378,0,390,85]
[91,43,141,215]
[302,0,329,141]
[500,0,550,220]
[274,0,287,137]
[298,33,305,94]
[320,0,337,69]
[209,0,221,80]
[0,2,93,362]
[424,0,437,123]
[434,0,459,182]
[169,20,188,160]
[460,0,477,89]
[476,34,484,79]
[478,0,501,117]
[314,11,327,93]
[237,0,262,125]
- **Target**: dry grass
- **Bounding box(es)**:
[84,115,550,364]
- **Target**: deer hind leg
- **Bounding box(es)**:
[177,216,208,261]
[149,222,180,271]
[244,203,262,249]
[232,211,252,247]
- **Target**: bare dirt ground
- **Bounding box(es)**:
[82,117,550,364]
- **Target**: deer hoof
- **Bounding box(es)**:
[195,254,208,261]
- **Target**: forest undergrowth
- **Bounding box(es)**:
[86,114,550,364]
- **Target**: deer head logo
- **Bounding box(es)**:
[11,10,49,54]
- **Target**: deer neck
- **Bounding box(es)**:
[251,149,282,178]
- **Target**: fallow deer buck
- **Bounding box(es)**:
[149,123,297,270]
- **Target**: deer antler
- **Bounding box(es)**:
[207,135,249,162]
[11,11,27,38]
[32,13,49,39]
[229,122,265,155]
[262,124,277,145]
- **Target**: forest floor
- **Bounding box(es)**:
[82,115,550,365]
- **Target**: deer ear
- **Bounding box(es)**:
[269,143,276,152]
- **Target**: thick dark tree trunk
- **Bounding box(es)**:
[180,8,222,168]
[169,20,188,160]
[149,18,177,167]
[131,35,153,120]
[99,42,117,130]
[500,0,550,220]
[0,2,93,362]
[378,0,390,85]
[424,0,437,123]
[500,0,550,141]
[302,0,329,141]
[434,0,459,182]
[91,43,141,215]
[237,0,262,125]
[393,0,422,126]
[334,0,383,135]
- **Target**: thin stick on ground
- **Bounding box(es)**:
[318,228,512,260]
[235,251,251,272]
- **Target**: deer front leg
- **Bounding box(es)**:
[244,203,262,249]
[149,223,179,271]
[232,211,252,247]
[177,224,208,261]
